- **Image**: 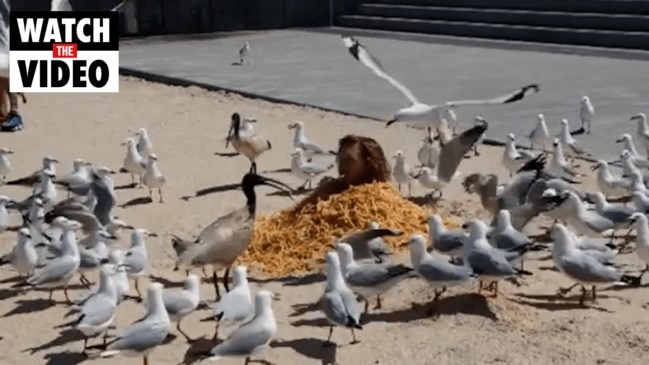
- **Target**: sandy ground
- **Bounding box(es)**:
[1,77,649,365]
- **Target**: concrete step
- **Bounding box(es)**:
[364,0,649,15]
[337,15,649,50]
[358,4,649,32]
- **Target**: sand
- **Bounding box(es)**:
[1,76,649,365]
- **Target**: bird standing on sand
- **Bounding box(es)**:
[290,148,334,190]
[174,173,292,301]
[142,154,165,203]
[122,138,146,186]
[135,128,153,160]
[0,147,13,183]
[162,274,200,342]
[529,113,551,151]
[210,265,253,341]
[391,150,414,196]
[580,96,594,134]
[227,113,272,173]
[631,113,649,157]
[288,121,335,160]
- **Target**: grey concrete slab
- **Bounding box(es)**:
[119,29,649,160]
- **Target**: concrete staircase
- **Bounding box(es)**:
[337,0,649,50]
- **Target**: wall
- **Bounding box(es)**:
[9,0,333,36]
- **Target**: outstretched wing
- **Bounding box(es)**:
[445,84,539,108]
[342,36,420,105]
[438,122,488,183]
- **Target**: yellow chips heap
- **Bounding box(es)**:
[240,182,456,276]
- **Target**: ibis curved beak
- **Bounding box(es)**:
[257,175,295,201]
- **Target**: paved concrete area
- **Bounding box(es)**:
[119,29,649,159]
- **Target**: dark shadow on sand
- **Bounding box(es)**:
[42,350,88,365]
[114,182,138,190]
[147,274,185,289]
[289,301,322,318]
[214,152,240,157]
[119,196,153,208]
[514,293,613,312]
[3,298,63,317]
[24,328,84,354]
[180,336,215,365]
[181,182,240,201]
[272,338,337,364]
[364,293,498,323]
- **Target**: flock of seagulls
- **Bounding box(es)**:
[0,8,647,363]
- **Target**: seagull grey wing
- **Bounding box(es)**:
[54,210,101,235]
[346,264,410,288]
[163,291,194,316]
[79,249,103,269]
[418,258,473,281]
[445,84,539,107]
[438,122,488,183]
[28,256,77,285]
[92,179,116,226]
[211,320,273,357]
[496,230,531,251]
[108,320,168,352]
[301,161,331,176]
[484,174,499,200]
[323,291,351,326]
[518,150,537,160]
[602,208,633,224]
[434,232,465,252]
[467,248,517,276]
[81,295,115,326]
[300,140,329,155]
[559,254,620,283]
[341,228,402,245]
[341,36,420,105]
[583,212,615,232]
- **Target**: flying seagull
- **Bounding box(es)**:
[341,36,539,129]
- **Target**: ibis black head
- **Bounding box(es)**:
[241,173,294,201]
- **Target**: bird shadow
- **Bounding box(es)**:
[365,293,498,323]
[0,287,20,300]
[260,168,291,174]
[231,62,242,66]
[119,196,153,208]
[0,274,25,284]
[289,301,321,317]
[291,317,329,328]
[538,266,559,272]
[213,152,239,157]
[180,336,215,365]
[42,351,87,365]
[406,195,440,207]
[181,183,240,201]
[147,274,184,288]
[272,338,337,364]
[3,298,62,317]
[513,293,613,312]
[24,328,83,354]
[247,272,325,287]
[114,182,138,190]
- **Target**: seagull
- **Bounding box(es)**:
[288,121,335,160]
[0,195,10,233]
[559,119,589,161]
[427,214,466,257]
[0,147,13,183]
[336,221,399,262]
[580,96,594,134]
[238,41,251,65]
[321,251,362,346]
[502,133,535,178]
[54,159,93,195]
[591,192,634,230]
[5,156,58,187]
[341,36,539,129]
[415,120,487,198]
[335,242,412,314]
[135,128,153,160]
[0,227,37,277]
[628,213,649,283]
[633,191,649,214]
[417,127,439,169]
[551,224,635,306]
[121,228,157,300]
[290,148,334,190]
[591,160,629,199]
[549,139,581,181]
[391,150,415,196]
[207,291,278,364]
[142,154,165,203]
[210,265,253,341]
[631,113,649,157]
[562,192,615,238]
[162,274,200,342]
[528,114,551,151]
[615,134,649,168]
[121,138,146,186]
